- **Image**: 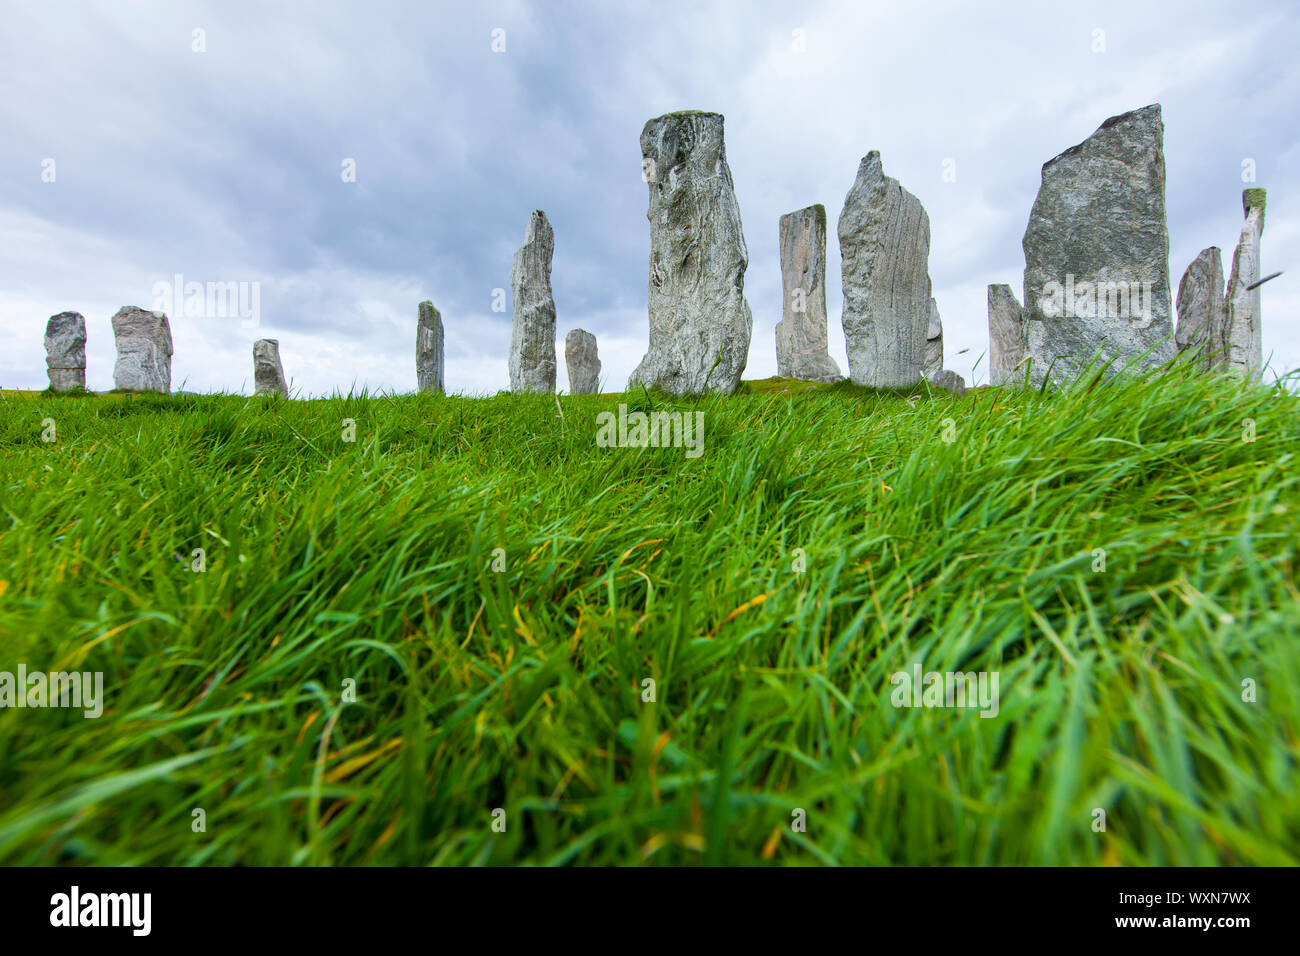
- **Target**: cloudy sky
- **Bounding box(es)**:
[2,0,1296,395]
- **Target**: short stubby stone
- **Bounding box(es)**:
[565,328,601,394]
[931,369,967,396]
[775,204,841,383]
[112,306,173,393]
[417,300,445,393]
[1021,104,1175,386]
[988,284,1024,385]
[924,298,943,380]
[1175,247,1224,370]
[1213,189,1265,378]
[509,210,557,393]
[44,311,86,391]
[253,339,288,396]
[629,111,752,395]
[838,151,933,388]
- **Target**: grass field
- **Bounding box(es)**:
[0,364,1297,865]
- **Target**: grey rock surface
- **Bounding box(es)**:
[564,328,601,394]
[988,284,1024,385]
[417,300,445,393]
[837,151,932,388]
[775,204,841,382]
[111,306,173,393]
[253,338,288,396]
[1214,189,1265,378]
[924,298,943,380]
[931,369,967,396]
[1175,247,1224,370]
[628,111,752,395]
[508,210,557,393]
[1021,104,1175,386]
[44,311,86,391]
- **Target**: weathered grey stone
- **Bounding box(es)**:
[44,311,86,391]
[508,210,557,393]
[924,298,943,380]
[1214,189,1265,378]
[253,339,287,396]
[417,300,445,393]
[564,328,601,394]
[775,204,841,382]
[988,284,1024,385]
[1021,104,1175,386]
[111,306,173,393]
[838,151,932,388]
[629,111,752,395]
[931,369,967,396]
[1175,247,1224,370]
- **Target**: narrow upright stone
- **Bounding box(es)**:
[564,329,601,394]
[629,110,752,395]
[417,300,445,393]
[508,210,557,393]
[1021,104,1175,386]
[253,339,287,396]
[1214,189,1266,378]
[924,298,943,380]
[1175,247,1224,370]
[775,204,841,382]
[111,306,173,393]
[838,151,933,388]
[44,311,86,391]
[988,284,1024,385]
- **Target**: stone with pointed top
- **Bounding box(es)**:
[776,204,841,383]
[565,328,601,394]
[417,301,445,393]
[112,306,173,393]
[1175,247,1224,371]
[509,210,557,393]
[988,284,1024,385]
[44,311,86,391]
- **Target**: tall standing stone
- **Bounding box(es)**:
[629,111,752,395]
[44,311,86,391]
[988,284,1024,385]
[1175,247,1224,370]
[838,151,933,388]
[565,328,601,394]
[417,300,445,393]
[111,306,173,393]
[508,210,556,393]
[775,204,841,382]
[1214,189,1265,378]
[924,298,943,380]
[1021,104,1175,386]
[253,339,288,395]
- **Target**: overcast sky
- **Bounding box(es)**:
[2,0,1296,395]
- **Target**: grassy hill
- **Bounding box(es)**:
[0,366,1297,865]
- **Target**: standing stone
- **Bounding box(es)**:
[253,339,287,396]
[111,306,173,393]
[1021,104,1175,386]
[1214,189,1265,378]
[838,151,932,388]
[924,298,943,380]
[931,369,967,396]
[44,311,86,391]
[564,328,601,394]
[775,204,841,382]
[508,210,557,393]
[629,111,752,395]
[988,284,1025,385]
[417,300,445,393]
[1175,247,1224,370]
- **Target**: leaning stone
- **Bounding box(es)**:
[924,298,943,380]
[111,306,173,393]
[775,204,841,382]
[44,311,86,391]
[1021,104,1175,386]
[1214,189,1266,378]
[931,369,967,396]
[987,284,1024,385]
[508,210,557,393]
[253,339,288,396]
[417,300,445,393]
[629,110,752,395]
[564,328,601,394]
[1175,247,1224,370]
[838,151,932,388]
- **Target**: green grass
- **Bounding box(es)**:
[0,363,1297,866]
